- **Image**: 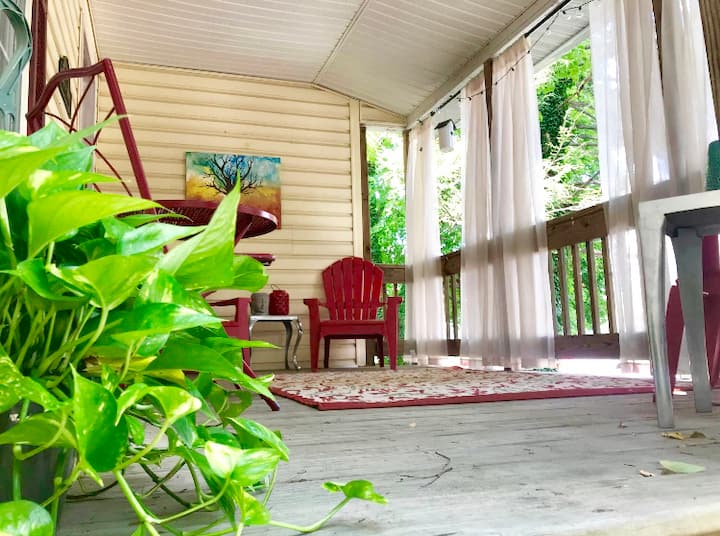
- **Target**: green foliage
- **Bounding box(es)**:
[367,129,406,265]
[435,140,463,255]
[0,500,54,536]
[0,124,386,535]
[366,128,462,264]
[539,42,611,334]
[537,41,601,218]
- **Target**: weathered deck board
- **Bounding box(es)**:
[60,391,720,535]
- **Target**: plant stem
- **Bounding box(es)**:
[15,410,69,460]
[267,498,351,534]
[139,462,192,508]
[118,343,138,386]
[41,464,81,507]
[114,469,161,526]
[6,298,24,366]
[48,448,69,525]
[118,421,173,470]
[12,445,22,501]
[261,468,277,507]
[0,198,17,268]
[75,305,109,363]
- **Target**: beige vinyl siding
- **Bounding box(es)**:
[97,62,367,370]
[45,0,97,123]
[360,102,406,126]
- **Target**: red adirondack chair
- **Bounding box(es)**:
[666,236,720,391]
[304,257,402,371]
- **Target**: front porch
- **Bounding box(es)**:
[61,391,720,536]
[2,0,720,534]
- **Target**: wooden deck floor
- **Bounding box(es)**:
[60,390,720,536]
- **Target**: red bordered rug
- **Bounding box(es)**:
[269,367,658,410]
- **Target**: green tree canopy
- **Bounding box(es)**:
[536,40,601,218]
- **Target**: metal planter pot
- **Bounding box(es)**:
[0,408,74,509]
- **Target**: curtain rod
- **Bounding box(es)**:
[415,0,573,125]
[524,0,573,38]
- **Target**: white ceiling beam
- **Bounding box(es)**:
[313,0,373,83]
[405,0,564,127]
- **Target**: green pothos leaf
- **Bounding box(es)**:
[323,480,388,504]
[0,356,61,413]
[72,370,128,472]
[0,500,54,536]
[229,417,289,461]
[240,490,271,525]
[204,442,280,486]
[659,460,706,474]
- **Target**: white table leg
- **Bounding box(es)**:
[672,228,713,413]
[638,210,674,428]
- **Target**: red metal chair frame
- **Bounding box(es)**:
[26,58,279,410]
[666,236,720,392]
[304,256,402,371]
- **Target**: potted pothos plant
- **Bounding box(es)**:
[0,122,385,536]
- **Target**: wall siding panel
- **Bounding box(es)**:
[46,0,96,122]
[98,62,363,370]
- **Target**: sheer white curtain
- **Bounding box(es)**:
[405,121,447,358]
[661,0,717,192]
[460,38,554,370]
[589,0,716,362]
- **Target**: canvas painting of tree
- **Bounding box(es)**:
[185,152,282,227]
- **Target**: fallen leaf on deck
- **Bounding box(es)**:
[639,470,654,477]
[408,422,416,428]
[689,431,706,439]
[659,460,705,474]
[661,431,687,440]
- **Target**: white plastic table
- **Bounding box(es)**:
[638,190,720,428]
[248,315,303,370]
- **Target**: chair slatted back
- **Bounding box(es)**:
[322,256,384,320]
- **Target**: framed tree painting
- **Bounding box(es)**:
[186,152,282,227]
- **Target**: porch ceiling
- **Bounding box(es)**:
[90,0,589,118]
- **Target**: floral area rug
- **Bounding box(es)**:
[269,367,658,410]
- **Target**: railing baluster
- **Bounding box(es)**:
[601,236,616,334]
[450,272,458,340]
[443,274,451,341]
[548,249,560,335]
[571,243,584,335]
[557,246,571,336]
[454,273,461,339]
[586,239,600,333]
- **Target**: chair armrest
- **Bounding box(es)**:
[305,298,331,324]
[384,296,402,329]
[209,297,246,307]
[207,296,251,323]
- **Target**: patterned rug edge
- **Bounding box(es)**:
[269,384,657,411]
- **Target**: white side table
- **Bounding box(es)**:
[638,190,720,428]
[248,315,303,370]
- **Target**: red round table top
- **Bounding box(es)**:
[156,199,278,241]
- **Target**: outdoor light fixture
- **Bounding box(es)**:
[436,119,456,152]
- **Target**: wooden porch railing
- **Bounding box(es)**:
[441,251,461,355]
[378,201,620,359]
[546,203,619,358]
